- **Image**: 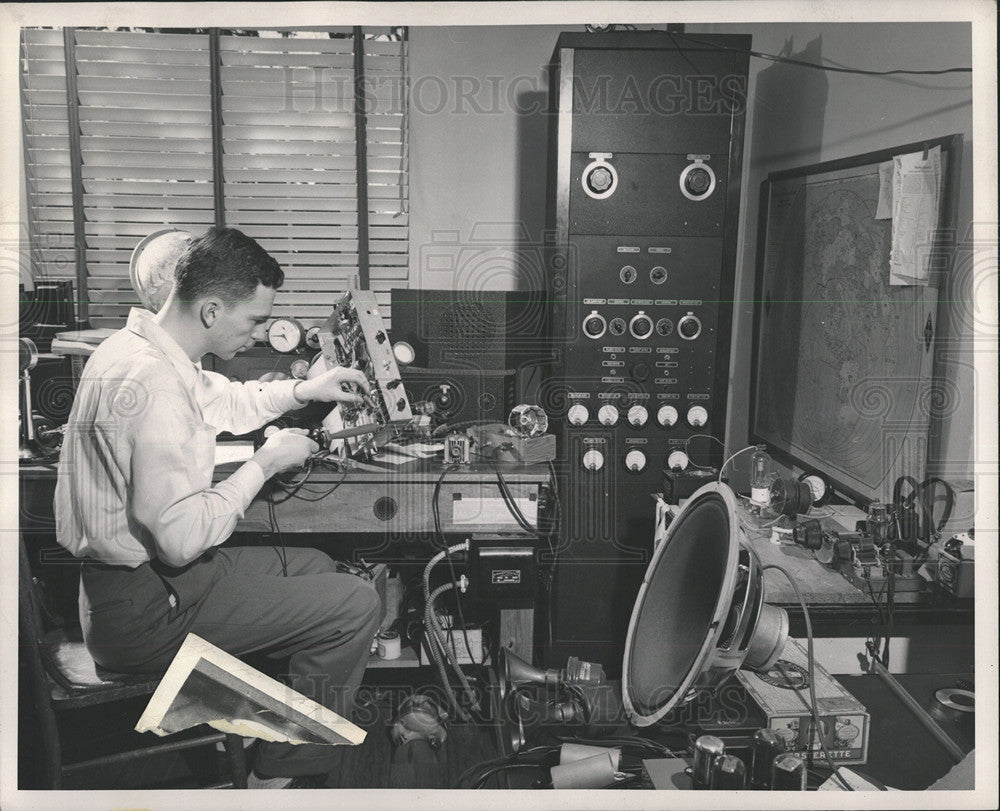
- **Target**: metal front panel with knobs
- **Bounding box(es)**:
[544,31,749,671]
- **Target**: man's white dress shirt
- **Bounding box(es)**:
[55,307,303,568]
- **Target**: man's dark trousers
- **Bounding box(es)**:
[80,545,383,778]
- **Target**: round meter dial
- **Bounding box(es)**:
[657,405,679,427]
[290,358,311,380]
[567,404,590,426]
[687,405,709,428]
[304,325,324,349]
[624,449,648,473]
[597,404,620,426]
[667,450,689,471]
[627,405,648,427]
[582,449,605,471]
[267,318,305,353]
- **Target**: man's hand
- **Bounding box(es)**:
[294,365,372,406]
[252,427,318,478]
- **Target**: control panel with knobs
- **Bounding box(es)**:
[627,404,649,427]
[567,403,590,426]
[657,404,679,427]
[598,404,620,426]
[624,449,648,473]
[582,448,605,471]
[546,33,746,668]
[667,449,690,471]
[687,405,708,428]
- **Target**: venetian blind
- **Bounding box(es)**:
[73,30,216,327]
[21,28,409,330]
[21,29,74,288]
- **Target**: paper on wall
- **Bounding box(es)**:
[875,160,894,219]
[889,146,942,286]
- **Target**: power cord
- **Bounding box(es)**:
[454,745,557,789]
[763,563,874,791]
[431,465,478,669]
[684,432,726,470]
[666,30,971,76]
[489,461,541,535]
[265,493,288,577]
[717,444,757,486]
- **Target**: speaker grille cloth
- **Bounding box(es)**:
[627,498,730,716]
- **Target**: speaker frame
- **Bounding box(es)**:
[621,482,786,728]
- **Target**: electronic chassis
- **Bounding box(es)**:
[308,289,414,460]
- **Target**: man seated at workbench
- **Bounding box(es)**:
[54,226,383,789]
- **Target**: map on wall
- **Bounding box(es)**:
[753,158,943,504]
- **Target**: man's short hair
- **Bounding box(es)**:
[173,227,283,306]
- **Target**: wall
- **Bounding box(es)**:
[691,22,976,489]
[408,22,976,486]
[407,25,564,291]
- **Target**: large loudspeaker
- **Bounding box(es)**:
[545,32,751,673]
[622,483,787,727]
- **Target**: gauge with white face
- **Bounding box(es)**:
[598,404,620,426]
[305,325,324,350]
[267,318,305,353]
[567,404,590,426]
[624,449,647,473]
[657,405,679,427]
[667,450,689,471]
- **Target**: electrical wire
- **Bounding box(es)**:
[424,581,472,722]
[717,444,757,485]
[430,418,496,438]
[763,563,872,792]
[431,465,477,668]
[268,463,318,504]
[472,763,547,790]
[419,545,466,720]
[543,459,561,653]
[283,463,349,502]
[666,30,971,76]
[556,734,683,756]
[491,459,562,667]
[265,493,288,577]
[453,745,557,789]
[683,432,726,470]
[490,461,543,536]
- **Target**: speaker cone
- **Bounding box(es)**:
[622,482,788,727]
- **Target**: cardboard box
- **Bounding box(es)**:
[736,639,870,765]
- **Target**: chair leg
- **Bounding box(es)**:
[223,734,248,789]
[40,701,64,790]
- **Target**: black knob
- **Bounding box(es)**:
[678,316,701,339]
[630,316,652,338]
[632,362,649,382]
[685,166,712,195]
[375,330,387,343]
[584,316,605,337]
[587,166,613,192]
[609,317,627,336]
